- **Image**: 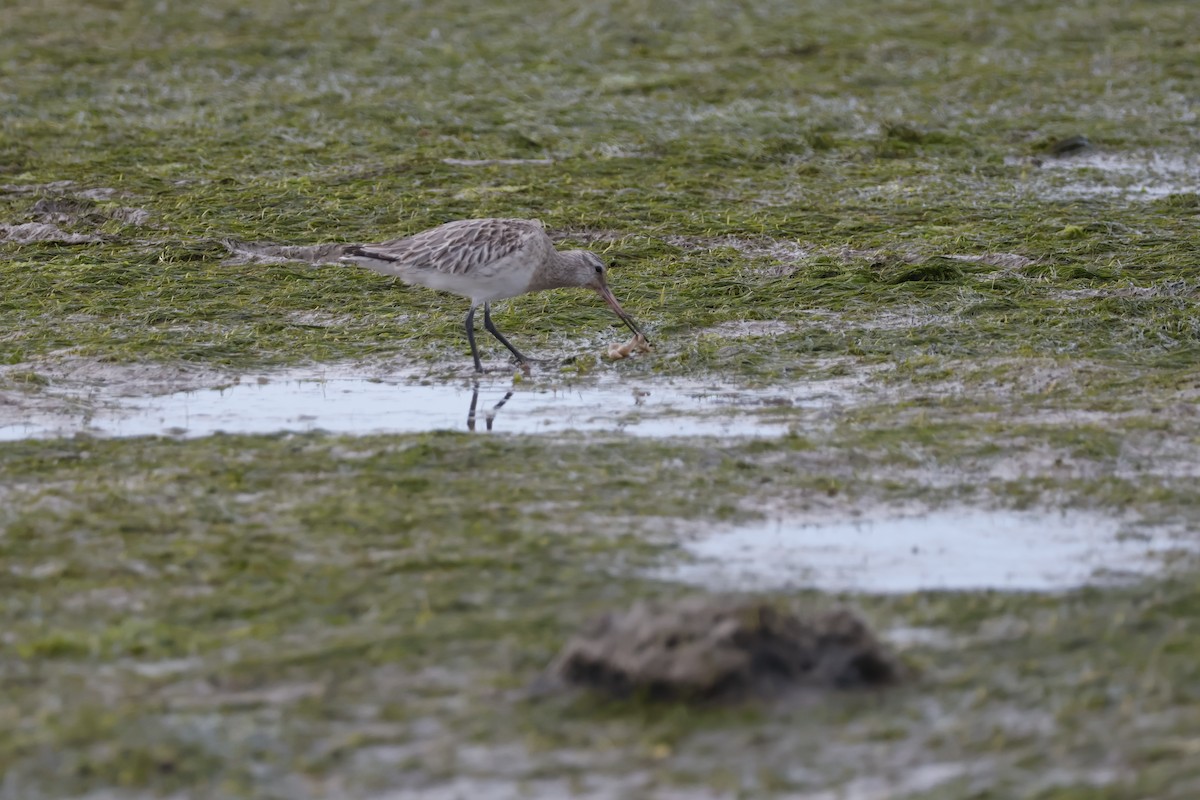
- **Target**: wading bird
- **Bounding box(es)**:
[342,219,644,372]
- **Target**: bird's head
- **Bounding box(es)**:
[566,250,644,339]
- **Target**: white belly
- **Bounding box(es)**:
[407,253,534,303]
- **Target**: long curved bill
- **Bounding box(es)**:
[596,280,645,340]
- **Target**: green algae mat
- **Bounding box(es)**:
[2,0,1199,797]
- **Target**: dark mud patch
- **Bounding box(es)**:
[28,197,101,224]
[16,196,149,229]
[1044,134,1093,158]
[549,597,899,701]
[1,184,151,242]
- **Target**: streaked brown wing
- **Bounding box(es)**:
[356,219,545,276]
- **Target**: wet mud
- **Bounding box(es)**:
[0,182,151,243]
[550,597,899,701]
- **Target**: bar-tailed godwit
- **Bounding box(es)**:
[342,218,644,372]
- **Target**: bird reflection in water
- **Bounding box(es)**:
[466,382,515,432]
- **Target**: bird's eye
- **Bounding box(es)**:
[594,265,603,274]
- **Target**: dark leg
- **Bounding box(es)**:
[465,305,483,373]
[466,382,514,433]
[467,382,480,431]
[485,389,515,431]
[483,303,528,365]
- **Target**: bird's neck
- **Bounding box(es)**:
[528,249,586,292]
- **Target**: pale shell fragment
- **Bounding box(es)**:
[605,333,651,360]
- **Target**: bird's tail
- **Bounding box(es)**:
[221,239,351,266]
[342,244,399,263]
[339,244,415,278]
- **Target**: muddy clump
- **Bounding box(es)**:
[0,222,101,244]
[0,187,151,242]
[1046,134,1092,158]
[30,197,100,224]
[551,597,899,701]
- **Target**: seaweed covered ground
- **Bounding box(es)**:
[2,1,1199,797]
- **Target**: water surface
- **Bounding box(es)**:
[1,369,852,440]
[662,511,1189,592]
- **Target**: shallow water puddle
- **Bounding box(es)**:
[662,510,1189,592]
[0,370,848,440]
